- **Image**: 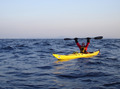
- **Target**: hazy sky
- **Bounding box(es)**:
[0,0,120,38]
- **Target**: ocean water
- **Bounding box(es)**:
[0,39,120,89]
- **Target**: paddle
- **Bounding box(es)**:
[64,36,103,40]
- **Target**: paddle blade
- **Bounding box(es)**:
[64,38,73,40]
[94,36,103,39]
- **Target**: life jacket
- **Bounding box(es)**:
[80,46,87,53]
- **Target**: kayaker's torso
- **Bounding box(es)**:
[76,42,90,53]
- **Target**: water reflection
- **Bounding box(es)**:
[54,59,75,63]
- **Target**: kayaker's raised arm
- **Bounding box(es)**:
[74,38,81,48]
[74,38,78,43]
[86,37,91,47]
[87,37,91,43]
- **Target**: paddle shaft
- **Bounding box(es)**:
[64,36,103,40]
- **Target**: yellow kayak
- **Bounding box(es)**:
[53,50,100,61]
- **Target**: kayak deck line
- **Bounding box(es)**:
[53,50,100,60]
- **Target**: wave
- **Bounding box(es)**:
[103,82,120,87]
[1,46,14,50]
[56,72,110,79]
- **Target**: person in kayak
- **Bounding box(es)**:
[74,38,91,53]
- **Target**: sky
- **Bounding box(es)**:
[0,0,120,38]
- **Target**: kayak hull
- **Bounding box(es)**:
[53,50,100,60]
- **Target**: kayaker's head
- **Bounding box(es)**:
[82,42,85,46]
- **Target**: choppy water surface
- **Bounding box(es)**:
[0,39,120,89]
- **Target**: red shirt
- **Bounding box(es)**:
[76,42,90,52]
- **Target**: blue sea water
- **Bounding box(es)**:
[0,39,120,89]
